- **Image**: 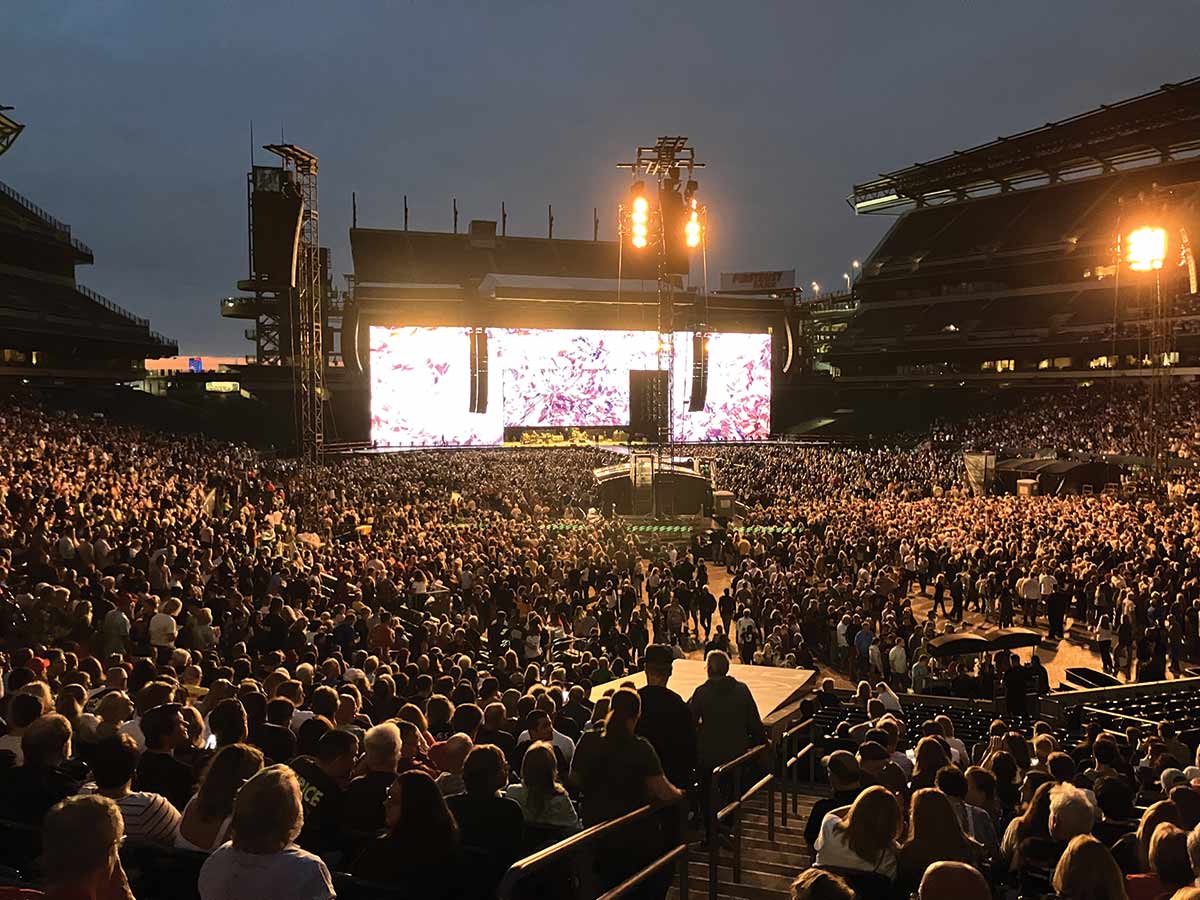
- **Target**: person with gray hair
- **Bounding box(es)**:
[1049,783,1096,841]
[341,722,401,836]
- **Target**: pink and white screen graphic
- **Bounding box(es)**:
[368,326,770,445]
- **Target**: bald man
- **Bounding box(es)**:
[919,862,989,900]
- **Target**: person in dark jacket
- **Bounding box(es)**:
[636,644,697,792]
[688,651,766,843]
[0,714,82,824]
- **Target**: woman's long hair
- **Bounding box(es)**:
[1135,800,1180,873]
[521,741,566,819]
[902,788,976,862]
[1052,834,1127,900]
[911,737,951,781]
[604,688,640,738]
[196,743,264,822]
[834,785,900,868]
[389,770,458,863]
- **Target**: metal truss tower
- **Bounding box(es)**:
[264,144,324,462]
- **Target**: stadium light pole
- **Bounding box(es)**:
[843,272,851,292]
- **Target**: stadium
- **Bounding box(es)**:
[7,18,1200,900]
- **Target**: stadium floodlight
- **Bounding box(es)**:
[685,198,701,248]
[811,281,820,295]
[630,184,649,249]
[1127,226,1167,272]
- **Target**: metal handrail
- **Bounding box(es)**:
[497,796,688,900]
[76,283,149,328]
[778,717,816,829]
[707,742,773,900]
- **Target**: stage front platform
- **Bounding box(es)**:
[590,660,816,735]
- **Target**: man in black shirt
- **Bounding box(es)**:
[636,644,697,791]
[255,697,298,764]
[474,702,516,761]
[803,750,863,848]
[290,728,357,858]
[133,703,195,811]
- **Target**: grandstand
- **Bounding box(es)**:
[831,79,1200,383]
[0,176,176,380]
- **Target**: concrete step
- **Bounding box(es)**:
[672,874,791,900]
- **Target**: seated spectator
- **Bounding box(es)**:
[79,734,181,847]
[431,733,473,797]
[445,745,524,882]
[909,736,951,792]
[342,722,401,836]
[917,861,990,900]
[290,729,357,858]
[0,693,44,767]
[208,698,249,750]
[254,698,297,765]
[1017,783,1097,890]
[805,751,863,849]
[1171,786,1200,831]
[133,703,194,811]
[1053,834,1128,900]
[176,743,264,853]
[504,741,581,831]
[199,765,335,900]
[352,770,464,898]
[0,714,81,824]
[1115,801,1182,876]
[791,867,854,900]
[1126,823,1193,900]
[513,710,570,777]
[396,720,436,775]
[935,765,999,862]
[475,702,517,760]
[1093,776,1141,846]
[898,788,985,893]
[813,784,901,880]
[39,795,134,900]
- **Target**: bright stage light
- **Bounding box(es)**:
[685,200,701,248]
[1127,226,1167,272]
[631,194,649,248]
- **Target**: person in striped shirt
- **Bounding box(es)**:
[78,733,182,847]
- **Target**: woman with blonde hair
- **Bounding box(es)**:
[504,741,580,831]
[177,743,264,852]
[1053,834,1127,900]
[198,765,334,900]
[1125,823,1194,900]
[814,785,902,879]
[897,788,984,892]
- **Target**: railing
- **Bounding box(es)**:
[497,797,688,900]
[707,743,773,900]
[76,284,149,328]
[0,178,93,256]
[778,718,816,830]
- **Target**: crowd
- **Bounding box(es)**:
[936,382,1200,461]
[5,392,1200,900]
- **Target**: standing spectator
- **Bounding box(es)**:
[636,644,697,791]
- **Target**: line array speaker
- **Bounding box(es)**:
[468,329,489,413]
[688,332,708,412]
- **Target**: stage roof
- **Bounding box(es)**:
[852,77,1200,214]
[351,227,658,285]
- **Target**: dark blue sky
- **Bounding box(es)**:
[5,1,1198,354]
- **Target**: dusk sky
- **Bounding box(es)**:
[5,1,1199,355]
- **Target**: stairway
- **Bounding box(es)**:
[670,789,822,900]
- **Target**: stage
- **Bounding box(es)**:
[590,659,817,734]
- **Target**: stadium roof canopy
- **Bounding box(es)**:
[851,77,1200,214]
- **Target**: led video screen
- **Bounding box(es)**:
[369,326,771,445]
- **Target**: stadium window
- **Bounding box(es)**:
[981,360,996,372]
[1089,355,1112,369]
[1038,359,1050,370]
[996,359,1015,373]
